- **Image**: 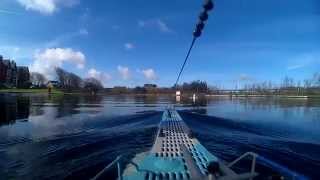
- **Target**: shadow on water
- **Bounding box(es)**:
[0,94,30,126]
[0,94,106,127]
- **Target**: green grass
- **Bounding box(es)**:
[230,94,320,99]
[0,88,64,95]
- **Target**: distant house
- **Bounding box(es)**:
[0,56,27,88]
[4,60,17,87]
[144,84,157,88]
[47,80,60,88]
[112,86,128,94]
[104,88,113,93]
[0,56,5,84]
[17,66,30,88]
[144,84,157,93]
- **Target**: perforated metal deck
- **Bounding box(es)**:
[122,109,219,180]
[95,108,300,180]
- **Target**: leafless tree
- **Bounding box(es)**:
[55,67,82,89]
[68,72,82,89]
[30,72,47,87]
[282,76,294,88]
[304,79,312,88]
[312,73,320,87]
[55,67,68,88]
[84,78,103,94]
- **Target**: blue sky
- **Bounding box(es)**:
[0,0,319,88]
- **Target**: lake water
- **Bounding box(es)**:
[0,93,319,179]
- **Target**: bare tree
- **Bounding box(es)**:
[312,73,320,87]
[84,78,103,94]
[55,67,82,89]
[55,67,68,88]
[68,72,82,89]
[30,72,47,87]
[304,79,312,88]
[181,80,208,93]
[282,76,294,88]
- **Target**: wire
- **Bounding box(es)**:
[174,37,197,87]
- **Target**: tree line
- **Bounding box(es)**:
[30,68,103,94]
[29,69,320,96]
[176,80,209,93]
[239,73,320,96]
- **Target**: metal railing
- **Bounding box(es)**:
[91,155,122,180]
[91,152,308,180]
[227,152,308,180]
[227,152,258,180]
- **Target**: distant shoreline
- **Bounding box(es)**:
[0,88,320,99]
[206,94,320,99]
[0,89,63,95]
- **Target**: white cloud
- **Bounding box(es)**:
[287,53,319,71]
[0,9,21,15]
[287,64,305,70]
[117,65,130,80]
[87,68,111,87]
[16,0,79,14]
[124,43,135,50]
[0,45,26,60]
[17,0,55,14]
[141,68,157,80]
[46,28,89,47]
[138,19,172,33]
[56,0,79,7]
[156,19,171,33]
[0,45,20,54]
[29,48,86,79]
[238,73,253,81]
[79,28,89,35]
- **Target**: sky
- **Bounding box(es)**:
[0,0,319,88]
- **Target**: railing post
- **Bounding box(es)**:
[250,154,257,180]
[117,162,122,180]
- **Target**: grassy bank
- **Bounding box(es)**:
[0,88,64,95]
[225,94,320,99]
[1,89,320,99]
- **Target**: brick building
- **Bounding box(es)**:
[0,55,30,88]
[17,66,30,88]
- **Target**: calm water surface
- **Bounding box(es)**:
[0,93,319,179]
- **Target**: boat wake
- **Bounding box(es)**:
[180,110,320,179]
[0,110,319,179]
[0,112,161,180]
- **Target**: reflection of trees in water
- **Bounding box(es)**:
[54,95,81,118]
[191,96,208,114]
[0,94,106,127]
[81,95,103,104]
[215,97,320,110]
[134,95,160,105]
[208,96,320,123]
[110,95,131,104]
[242,97,319,108]
[109,95,163,106]
[0,94,30,126]
[52,95,103,118]
[30,105,44,116]
[178,95,208,107]
[175,95,208,114]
